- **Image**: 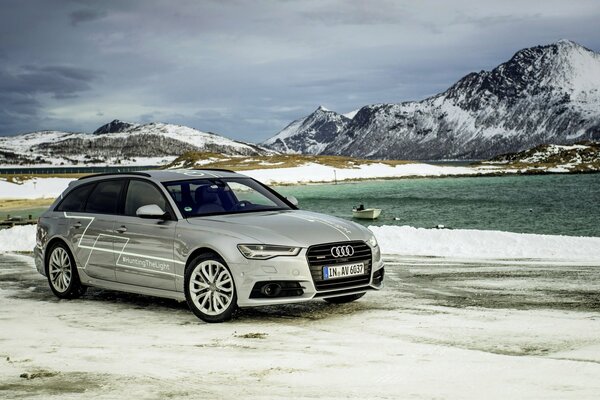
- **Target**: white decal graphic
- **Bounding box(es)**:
[64,212,184,277]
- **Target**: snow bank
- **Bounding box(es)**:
[0,225,36,252]
[3,224,600,263]
[0,177,72,199]
[370,225,600,262]
[243,162,484,185]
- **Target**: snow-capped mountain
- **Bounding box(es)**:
[0,121,271,166]
[262,106,351,154]
[263,40,600,159]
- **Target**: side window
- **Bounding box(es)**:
[85,180,125,214]
[125,180,168,216]
[56,183,94,212]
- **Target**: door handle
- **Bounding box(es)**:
[115,225,127,234]
[73,222,82,229]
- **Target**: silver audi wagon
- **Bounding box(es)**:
[34,169,384,322]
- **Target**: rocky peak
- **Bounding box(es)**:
[93,119,137,135]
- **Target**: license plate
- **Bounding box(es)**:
[323,263,365,280]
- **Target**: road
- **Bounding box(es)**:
[1,253,599,399]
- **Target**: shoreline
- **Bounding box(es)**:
[1,166,598,201]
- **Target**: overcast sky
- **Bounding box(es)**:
[1,0,599,142]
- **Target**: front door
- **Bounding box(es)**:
[114,179,177,291]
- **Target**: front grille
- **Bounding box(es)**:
[306,241,372,291]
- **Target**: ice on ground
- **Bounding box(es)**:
[369,225,600,262]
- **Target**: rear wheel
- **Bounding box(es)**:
[324,292,365,304]
[46,242,86,299]
[184,253,237,323]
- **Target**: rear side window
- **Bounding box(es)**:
[124,180,168,216]
[56,183,94,212]
[85,180,125,214]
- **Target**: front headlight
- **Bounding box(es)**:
[237,244,302,260]
[367,235,378,248]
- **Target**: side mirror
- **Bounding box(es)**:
[286,196,299,207]
[136,204,168,219]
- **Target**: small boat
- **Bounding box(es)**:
[352,207,382,220]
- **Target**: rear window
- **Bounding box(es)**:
[56,183,94,212]
[85,180,125,214]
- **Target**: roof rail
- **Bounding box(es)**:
[197,168,236,173]
[78,171,152,180]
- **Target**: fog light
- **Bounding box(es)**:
[260,283,282,297]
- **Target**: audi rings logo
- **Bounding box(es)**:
[331,245,354,258]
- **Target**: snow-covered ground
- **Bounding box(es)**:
[1,253,599,399]
[241,162,493,185]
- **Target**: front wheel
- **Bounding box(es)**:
[184,253,237,323]
[324,292,365,304]
[46,242,86,299]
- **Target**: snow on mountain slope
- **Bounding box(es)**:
[0,121,272,166]
[262,106,351,154]
[263,40,600,160]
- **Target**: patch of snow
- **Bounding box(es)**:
[343,109,359,119]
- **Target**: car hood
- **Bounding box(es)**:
[185,209,372,247]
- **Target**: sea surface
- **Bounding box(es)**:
[5,173,598,237]
[277,173,600,237]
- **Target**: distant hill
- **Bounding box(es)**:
[0,120,272,166]
[263,40,600,160]
[483,141,600,172]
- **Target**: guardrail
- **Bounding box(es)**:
[0,165,160,175]
[0,214,37,228]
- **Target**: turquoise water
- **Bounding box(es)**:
[276,174,600,237]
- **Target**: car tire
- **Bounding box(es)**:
[46,242,86,299]
[184,252,237,323]
[324,292,365,304]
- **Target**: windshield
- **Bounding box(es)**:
[162,177,291,217]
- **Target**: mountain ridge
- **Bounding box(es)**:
[0,120,272,166]
[263,40,600,160]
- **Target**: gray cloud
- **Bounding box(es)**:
[69,9,107,26]
[0,65,96,99]
[0,0,599,139]
[0,64,97,134]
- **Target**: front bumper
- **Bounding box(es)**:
[232,248,384,307]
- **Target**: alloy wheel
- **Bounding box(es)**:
[49,246,72,293]
[189,260,234,316]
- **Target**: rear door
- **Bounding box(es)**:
[75,179,125,281]
[114,179,177,291]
